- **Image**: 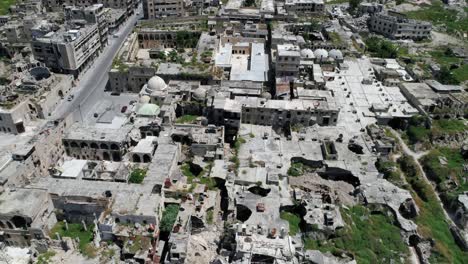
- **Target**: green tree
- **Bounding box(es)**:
[349,0,362,11]
[438,66,460,85]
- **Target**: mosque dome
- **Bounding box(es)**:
[314,49,328,59]
[137,103,160,116]
[261,92,272,99]
[147,75,167,91]
[192,87,207,101]
[300,49,314,59]
[329,49,343,60]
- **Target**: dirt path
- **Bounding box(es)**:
[389,129,457,226]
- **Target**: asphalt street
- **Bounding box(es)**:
[50,5,143,121]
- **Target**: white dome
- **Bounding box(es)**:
[192,87,207,101]
[261,92,272,99]
[147,75,167,91]
[300,49,314,59]
[140,95,151,103]
[329,49,343,60]
[314,49,328,59]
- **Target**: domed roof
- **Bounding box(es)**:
[314,49,328,59]
[261,92,272,99]
[300,49,314,59]
[147,75,167,91]
[139,95,151,104]
[192,87,207,101]
[329,49,343,60]
[137,103,160,116]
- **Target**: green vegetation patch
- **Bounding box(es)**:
[175,31,201,49]
[37,250,56,264]
[397,154,468,263]
[452,64,468,83]
[128,168,147,184]
[364,37,398,58]
[50,222,94,256]
[280,212,301,235]
[404,2,468,35]
[421,148,467,194]
[112,58,129,72]
[432,119,466,135]
[206,209,214,224]
[175,115,199,124]
[287,162,304,177]
[304,206,409,263]
[375,159,406,187]
[160,204,180,232]
[127,235,151,254]
[0,0,16,15]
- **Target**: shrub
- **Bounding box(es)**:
[129,168,147,184]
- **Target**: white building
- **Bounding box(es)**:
[31,24,101,76]
[284,0,325,15]
[142,0,185,19]
[215,36,269,82]
[276,44,301,78]
[368,11,432,40]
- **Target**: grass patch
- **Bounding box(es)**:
[128,168,147,184]
[160,204,180,232]
[452,64,468,83]
[127,235,151,254]
[287,162,304,177]
[206,209,214,224]
[398,154,468,263]
[0,0,15,15]
[280,212,301,235]
[404,2,468,35]
[421,147,467,194]
[182,163,216,190]
[37,251,55,264]
[328,31,343,45]
[304,206,408,263]
[432,119,466,135]
[375,159,406,187]
[429,49,461,67]
[112,58,129,72]
[50,222,94,257]
[364,36,398,58]
[175,115,199,124]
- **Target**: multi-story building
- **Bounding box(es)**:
[0,189,57,247]
[210,96,339,128]
[31,24,101,76]
[142,0,185,19]
[284,0,325,15]
[62,123,132,161]
[276,44,301,78]
[368,11,432,40]
[65,4,109,46]
[43,0,137,16]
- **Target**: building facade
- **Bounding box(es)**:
[142,0,185,19]
[368,12,432,40]
[65,4,109,46]
[31,24,101,76]
[276,44,301,78]
[284,0,325,14]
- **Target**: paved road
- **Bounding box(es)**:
[50,5,142,121]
